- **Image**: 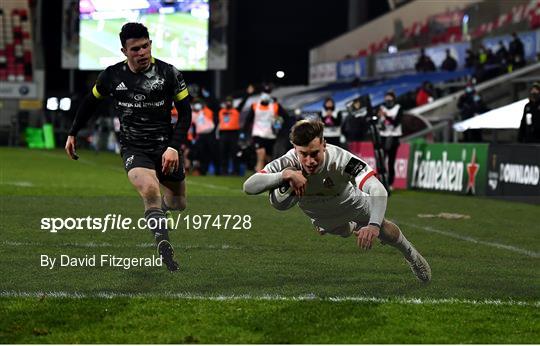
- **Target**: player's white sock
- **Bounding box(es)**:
[388,231,415,260]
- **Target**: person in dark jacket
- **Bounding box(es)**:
[509,32,525,69]
[415,48,436,73]
[440,49,458,72]
[519,84,540,143]
[457,83,489,142]
[341,96,372,144]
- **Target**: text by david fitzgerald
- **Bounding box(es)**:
[40,254,162,270]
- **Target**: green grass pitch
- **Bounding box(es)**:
[0,147,539,343]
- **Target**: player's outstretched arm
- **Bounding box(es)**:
[243,168,305,195]
[65,92,102,160]
[243,171,283,195]
[360,176,388,227]
[162,98,192,174]
[65,136,78,160]
[354,176,388,250]
[171,98,192,151]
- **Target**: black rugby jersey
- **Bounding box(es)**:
[92,57,189,152]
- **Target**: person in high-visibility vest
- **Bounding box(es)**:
[243,86,289,172]
[218,94,249,175]
[191,98,219,175]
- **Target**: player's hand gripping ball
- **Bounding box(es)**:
[269,183,299,211]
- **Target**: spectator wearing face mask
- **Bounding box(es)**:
[341,96,372,145]
[457,83,489,142]
[243,85,289,172]
[320,97,342,146]
[190,98,220,175]
[217,91,250,175]
[519,84,540,143]
[378,91,403,189]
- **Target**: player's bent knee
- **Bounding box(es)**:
[379,219,399,243]
[140,184,160,198]
[139,185,161,207]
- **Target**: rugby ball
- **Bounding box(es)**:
[269,183,299,211]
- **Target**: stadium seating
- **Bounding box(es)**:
[301,69,473,112]
[349,0,540,59]
[0,0,33,82]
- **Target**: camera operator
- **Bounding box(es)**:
[341,95,389,191]
[341,96,372,144]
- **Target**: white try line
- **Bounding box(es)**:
[1,291,538,307]
[404,223,540,258]
[0,240,242,250]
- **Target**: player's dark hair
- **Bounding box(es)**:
[119,22,149,47]
[385,90,396,100]
[290,120,324,146]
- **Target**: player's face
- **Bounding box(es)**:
[122,38,152,72]
[295,137,326,175]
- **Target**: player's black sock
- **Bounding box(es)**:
[144,207,169,243]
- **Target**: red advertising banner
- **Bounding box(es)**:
[348,141,410,189]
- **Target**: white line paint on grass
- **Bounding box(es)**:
[404,223,540,258]
[0,240,242,250]
[1,291,538,307]
[0,181,34,187]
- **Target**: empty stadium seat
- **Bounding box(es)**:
[0,1,33,82]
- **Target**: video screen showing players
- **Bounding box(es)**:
[79,0,209,70]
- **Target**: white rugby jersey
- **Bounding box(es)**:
[379,104,402,137]
[261,144,376,223]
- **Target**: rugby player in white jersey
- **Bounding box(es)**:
[243,120,431,282]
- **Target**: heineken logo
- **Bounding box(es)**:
[411,148,480,193]
[411,150,464,191]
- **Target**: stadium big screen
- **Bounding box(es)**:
[78,0,209,70]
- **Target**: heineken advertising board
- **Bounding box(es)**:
[408,143,489,195]
[486,144,540,203]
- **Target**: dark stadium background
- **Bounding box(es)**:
[41,1,388,94]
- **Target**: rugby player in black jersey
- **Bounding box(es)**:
[65,23,192,272]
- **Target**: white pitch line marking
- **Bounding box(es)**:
[0,240,242,250]
[404,223,540,258]
[0,291,538,307]
[0,181,34,187]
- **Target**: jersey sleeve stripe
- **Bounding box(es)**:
[92,85,104,99]
[174,89,189,102]
[358,171,376,190]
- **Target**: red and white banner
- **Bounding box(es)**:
[348,141,410,190]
